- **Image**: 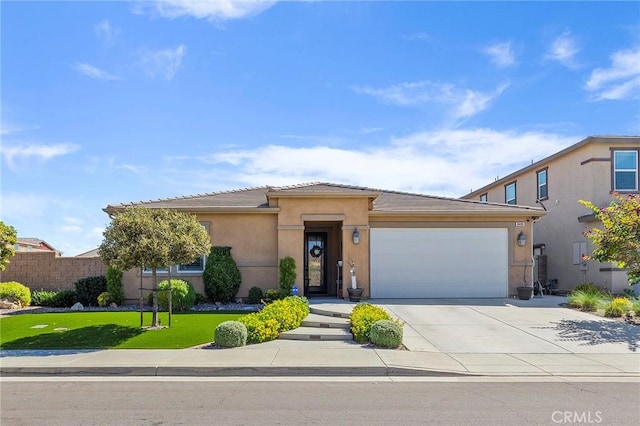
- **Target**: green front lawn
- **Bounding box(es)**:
[0,312,244,349]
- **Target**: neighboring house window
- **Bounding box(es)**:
[537,168,548,201]
[505,182,517,205]
[479,193,488,203]
[613,150,638,191]
[177,256,206,273]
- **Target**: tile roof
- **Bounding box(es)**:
[105,182,543,215]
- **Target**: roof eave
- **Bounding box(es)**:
[104,206,279,215]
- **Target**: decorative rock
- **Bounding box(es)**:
[109,302,118,308]
[0,299,20,310]
[70,302,84,311]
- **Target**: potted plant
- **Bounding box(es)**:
[516,262,533,300]
[347,261,364,302]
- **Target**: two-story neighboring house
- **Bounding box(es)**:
[14,238,62,256]
[463,135,640,294]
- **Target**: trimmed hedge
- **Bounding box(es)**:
[203,246,242,303]
[156,279,196,312]
[106,267,124,306]
[239,296,309,344]
[30,289,78,308]
[215,321,248,348]
[0,281,31,306]
[74,275,107,306]
[370,319,403,348]
[247,286,264,304]
[350,302,392,343]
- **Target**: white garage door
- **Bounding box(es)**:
[370,228,508,298]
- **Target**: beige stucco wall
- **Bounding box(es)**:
[122,213,279,303]
[274,196,371,298]
[464,139,639,293]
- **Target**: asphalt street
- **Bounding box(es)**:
[2,378,639,425]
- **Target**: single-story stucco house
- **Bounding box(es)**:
[104,183,545,303]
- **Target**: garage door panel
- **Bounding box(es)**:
[370,228,508,298]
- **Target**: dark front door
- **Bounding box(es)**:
[305,232,327,295]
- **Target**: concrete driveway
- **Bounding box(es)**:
[376,296,639,354]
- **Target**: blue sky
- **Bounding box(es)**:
[1,1,639,256]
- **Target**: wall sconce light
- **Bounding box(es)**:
[517,231,527,247]
[352,228,360,245]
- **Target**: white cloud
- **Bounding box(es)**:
[94,20,120,46]
[546,31,580,68]
[133,0,276,21]
[59,225,83,233]
[0,143,80,172]
[74,63,120,80]
[483,42,515,68]
[585,47,640,101]
[207,128,576,197]
[139,45,186,80]
[352,80,509,120]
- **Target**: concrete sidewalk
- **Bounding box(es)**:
[1,341,639,377]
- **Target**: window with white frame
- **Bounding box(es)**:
[479,193,488,203]
[177,256,206,273]
[613,150,638,191]
[505,182,517,205]
[537,168,548,201]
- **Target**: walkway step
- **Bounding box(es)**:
[310,305,352,319]
[302,313,350,329]
[279,327,353,341]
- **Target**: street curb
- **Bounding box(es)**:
[0,366,472,377]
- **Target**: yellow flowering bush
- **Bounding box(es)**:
[350,302,392,343]
[239,296,309,343]
[603,297,633,317]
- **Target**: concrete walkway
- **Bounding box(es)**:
[1,297,639,377]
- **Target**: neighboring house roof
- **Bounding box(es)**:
[464,135,640,198]
[76,248,100,258]
[15,238,62,256]
[105,182,544,217]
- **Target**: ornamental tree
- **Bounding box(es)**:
[580,193,640,286]
[0,221,17,271]
[99,208,210,326]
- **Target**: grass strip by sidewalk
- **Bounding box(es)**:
[0,312,244,349]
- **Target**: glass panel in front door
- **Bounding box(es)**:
[307,234,325,292]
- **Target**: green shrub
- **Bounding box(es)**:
[194,293,208,305]
[97,292,112,307]
[567,290,602,312]
[572,283,606,296]
[279,256,297,297]
[0,281,31,306]
[74,275,107,306]
[214,321,248,348]
[106,267,124,306]
[370,319,403,348]
[603,297,633,317]
[51,289,77,308]
[633,298,640,316]
[264,288,282,301]
[203,246,242,303]
[248,286,264,304]
[31,289,57,306]
[239,295,309,343]
[350,302,392,343]
[156,279,196,312]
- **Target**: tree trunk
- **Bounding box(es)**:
[151,268,158,327]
